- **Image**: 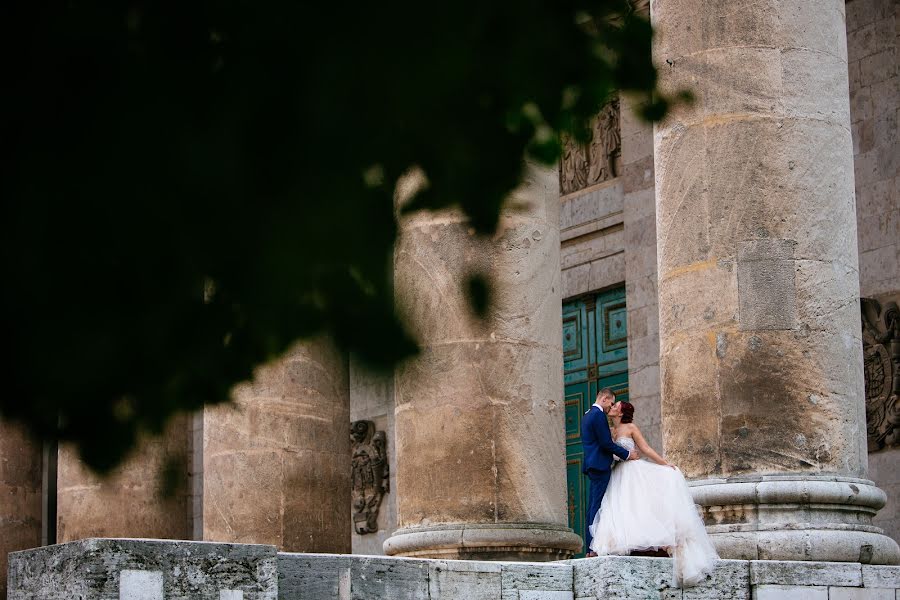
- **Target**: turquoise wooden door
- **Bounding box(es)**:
[563,287,628,557]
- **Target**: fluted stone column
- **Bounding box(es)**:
[201,338,350,552]
[652,0,899,563]
[384,165,581,561]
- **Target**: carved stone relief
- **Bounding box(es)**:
[862,297,900,451]
[350,420,389,534]
[559,98,621,195]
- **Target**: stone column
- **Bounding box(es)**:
[56,416,191,542]
[0,421,42,598]
[652,0,899,563]
[200,338,350,553]
[384,165,581,561]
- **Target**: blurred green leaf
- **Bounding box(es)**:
[0,0,679,471]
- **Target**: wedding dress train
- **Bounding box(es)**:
[588,437,718,587]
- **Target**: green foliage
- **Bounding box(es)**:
[1,0,675,470]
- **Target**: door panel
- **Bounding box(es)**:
[563,286,628,557]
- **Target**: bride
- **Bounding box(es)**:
[589,401,718,587]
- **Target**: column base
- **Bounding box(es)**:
[383,523,583,561]
[690,475,900,564]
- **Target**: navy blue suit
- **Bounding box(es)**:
[581,405,630,552]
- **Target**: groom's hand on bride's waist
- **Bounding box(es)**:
[627,450,640,460]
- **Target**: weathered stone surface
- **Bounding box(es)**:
[428,560,501,599]
[7,538,278,600]
[621,93,664,454]
[277,553,575,600]
[753,585,827,600]
[0,419,42,599]
[682,560,750,600]
[751,561,863,588]
[501,563,574,600]
[570,556,682,599]
[652,0,898,563]
[120,570,164,600]
[846,0,900,547]
[829,588,895,600]
[277,553,350,599]
[388,164,579,560]
[863,566,900,590]
[57,415,192,543]
[201,337,350,553]
[11,545,900,599]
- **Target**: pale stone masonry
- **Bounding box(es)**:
[386,165,581,561]
[847,0,900,545]
[56,415,192,543]
[1,2,898,595]
[8,539,900,599]
[652,0,898,563]
[200,339,350,553]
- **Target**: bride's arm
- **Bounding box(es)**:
[631,426,673,467]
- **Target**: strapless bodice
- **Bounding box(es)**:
[615,437,636,451]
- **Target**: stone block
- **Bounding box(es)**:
[828,588,895,600]
[683,560,750,600]
[500,563,574,600]
[120,570,164,600]
[7,538,278,600]
[518,592,574,600]
[736,239,797,331]
[862,566,900,589]
[750,561,863,588]
[560,183,624,232]
[428,560,501,600]
[571,556,682,599]
[277,553,351,599]
[753,585,828,600]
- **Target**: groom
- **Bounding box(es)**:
[581,387,636,556]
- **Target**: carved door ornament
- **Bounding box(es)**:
[559,98,621,195]
[861,298,900,451]
[351,420,389,534]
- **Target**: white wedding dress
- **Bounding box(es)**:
[589,437,719,587]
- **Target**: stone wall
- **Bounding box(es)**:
[8,539,900,599]
[621,96,662,454]
[559,98,664,455]
[0,420,42,599]
[560,181,625,301]
[348,360,397,555]
[847,0,900,545]
[7,538,278,600]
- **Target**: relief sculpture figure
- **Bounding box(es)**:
[862,298,900,451]
[351,420,390,534]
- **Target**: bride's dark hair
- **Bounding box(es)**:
[619,401,635,424]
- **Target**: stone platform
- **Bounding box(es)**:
[7,538,900,599]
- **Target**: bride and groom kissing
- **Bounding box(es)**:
[580,388,719,587]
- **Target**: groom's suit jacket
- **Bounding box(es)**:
[581,405,631,474]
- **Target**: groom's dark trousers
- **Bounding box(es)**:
[585,469,612,551]
[581,404,630,552]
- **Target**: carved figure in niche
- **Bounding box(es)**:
[861,298,900,451]
[588,99,621,184]
[351,420,389,534]
[559,98,621,195]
